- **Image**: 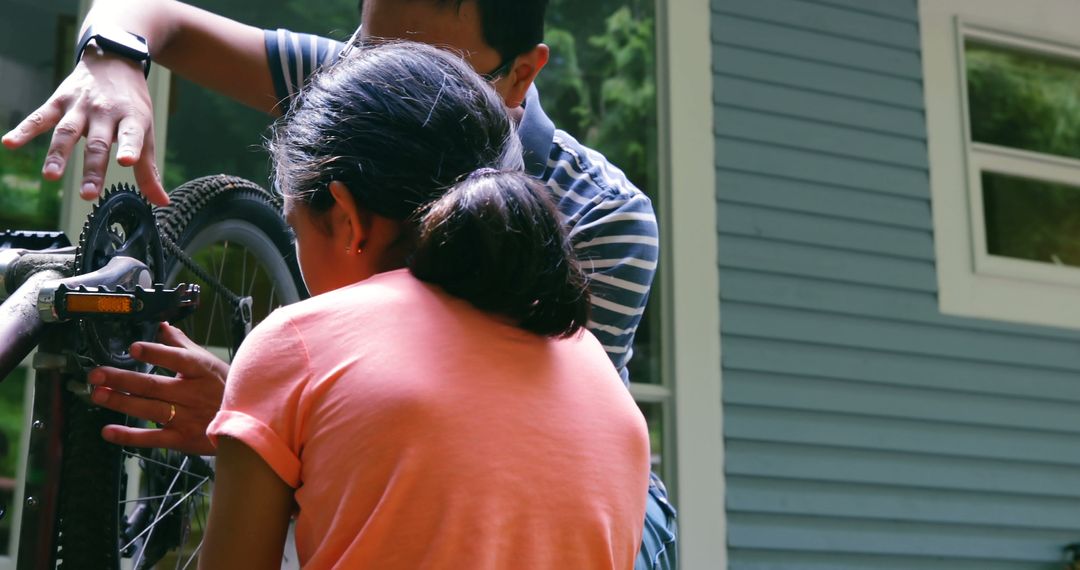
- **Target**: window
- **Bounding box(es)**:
[922,0,1080,328]
[536,0,672,481]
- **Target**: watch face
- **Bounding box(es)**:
[95,25,149,57]
[108,33,148,54]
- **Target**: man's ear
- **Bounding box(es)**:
[501,44,549,108]
[328,181,371,252]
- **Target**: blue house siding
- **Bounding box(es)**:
[714,0,1080,567]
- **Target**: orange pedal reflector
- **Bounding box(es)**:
[66,294,135,314]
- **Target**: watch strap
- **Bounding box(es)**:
[75,26,152,78]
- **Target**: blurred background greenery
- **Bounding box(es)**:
[967,42,1080,268]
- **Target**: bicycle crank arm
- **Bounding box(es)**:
[36,256,154,323]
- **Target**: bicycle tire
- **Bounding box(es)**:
[50,175,305,569]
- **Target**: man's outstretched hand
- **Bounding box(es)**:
[89,322,228,456]
[1,50,168,206]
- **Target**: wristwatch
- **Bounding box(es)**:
[74,25,152,78]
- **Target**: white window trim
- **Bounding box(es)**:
[921,0,1080,330]
[660,0,724,566]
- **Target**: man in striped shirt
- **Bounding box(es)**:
[4,0,675,566]
[266,28,657,385]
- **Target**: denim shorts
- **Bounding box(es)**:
[636,472,678,570]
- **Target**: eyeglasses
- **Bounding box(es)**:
[338,24,517,82]
[480,55,516,82]
[337,25,365,60]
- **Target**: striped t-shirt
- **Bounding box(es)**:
[265,29,659,384]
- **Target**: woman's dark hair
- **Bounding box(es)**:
[269,41,588,337]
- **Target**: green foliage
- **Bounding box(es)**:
[967,43,1080,160]
[0,140,62,230]
[967,43,1080,267]
[0,369,27,479]
[537,0,658,197]
[983,172,1080,267]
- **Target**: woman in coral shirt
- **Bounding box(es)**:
[198,41,650,570]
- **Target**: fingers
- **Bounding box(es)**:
[91,385,175,424]
[2,101,65,150]
[101,424,179,449]
[115,115,145,166]
[130,338,220,380]
[132,131,168,206]
[89,367,179,404]
[157,321,200,351]
[41,111,89,183]
[101,424,215,456]
[80,121,116,201]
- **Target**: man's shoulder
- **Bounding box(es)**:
[541,128,655,232]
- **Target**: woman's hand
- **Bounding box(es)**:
[88,322,228,455]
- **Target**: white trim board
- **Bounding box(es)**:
[662,0,725,566]
[921,0,1080,331]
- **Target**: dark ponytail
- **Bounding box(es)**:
[410,169,590,338]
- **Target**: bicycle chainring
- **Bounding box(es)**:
[74,183,165,368]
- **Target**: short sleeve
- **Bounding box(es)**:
[264,28,346,110]
[207,311,312,488]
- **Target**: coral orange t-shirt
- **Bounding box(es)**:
[207,269,650,569]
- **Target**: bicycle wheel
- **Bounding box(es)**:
[54,176,305,569]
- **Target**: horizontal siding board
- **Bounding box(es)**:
[716,203,934,260]
[719,269,1080,340]
[715,107,928,168]
[799,0,918,22]
[728,476,1080,531]
[722,303,1080,370]
[717,235,938,291]
[712,44,923,108]
[716,170,933,229]
[723,336,1080,403]
[726,440,1080,499]
[725,370,1080,434]
[715,139,928,198]
[713,0,920,50]
[714,75,928,138]
[725,405,1080,467]
[730,549,1046,570]
[714,15,922,78]
[727,513,1075,562]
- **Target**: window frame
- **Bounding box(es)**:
[658,0,724,566]
[922,0,1080,329]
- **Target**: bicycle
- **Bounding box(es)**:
[0,175,304,569]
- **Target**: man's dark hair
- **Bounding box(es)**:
[446,0,549,62]
[358,1,549,62]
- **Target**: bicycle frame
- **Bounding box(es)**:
[0,239,163,570]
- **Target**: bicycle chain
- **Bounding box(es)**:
[158,229,243,306]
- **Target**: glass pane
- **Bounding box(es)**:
[0,0,76,230]
[0,367,28,554]
[538,0,662,384]
[637,401,664,476]
[983,171,1080,267]
[966,40,1080,161]
[163,0,357,191]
